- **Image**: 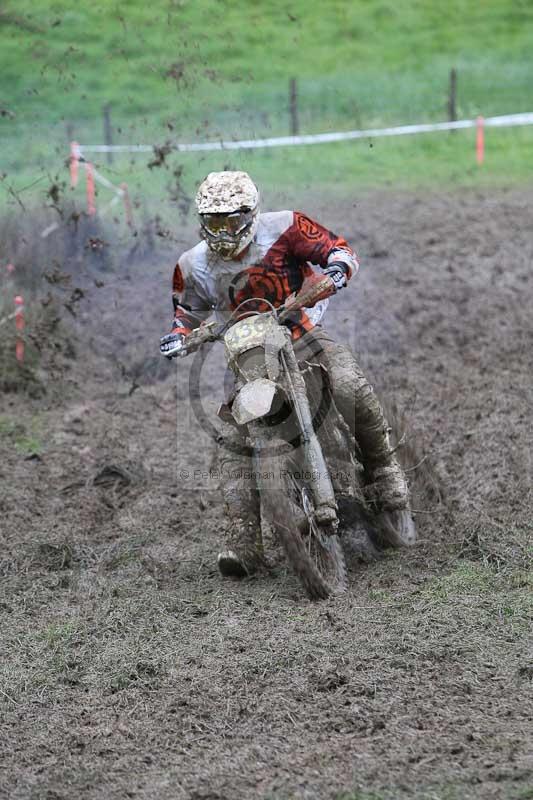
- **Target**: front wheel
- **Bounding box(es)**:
[256,446,347,600]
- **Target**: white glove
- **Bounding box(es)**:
[160,332,186,359]
[324,261,348,292]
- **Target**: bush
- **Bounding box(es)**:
[0,206,114,396]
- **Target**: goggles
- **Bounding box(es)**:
[201,209,254,237]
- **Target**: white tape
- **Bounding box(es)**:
[0,310,17,326]
[45,110,533,240]
[41,222,60,239]
[77,112,533,154]
[92,166,124,195]
[98,193,122,219]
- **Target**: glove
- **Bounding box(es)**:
[160,332,186,359]
[324,261,348,292]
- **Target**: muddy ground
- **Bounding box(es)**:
[0,188,532,800]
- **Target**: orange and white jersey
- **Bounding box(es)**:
[170,210,359,340]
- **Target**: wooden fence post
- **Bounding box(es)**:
[103,104,113,164]
[120,183,134,228]
[289,78,299,137]
[448,68,457,130]
[14,295,24,363]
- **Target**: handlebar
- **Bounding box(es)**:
[180,272,335,356]
[278,274,333,322]
[179,321,222,355]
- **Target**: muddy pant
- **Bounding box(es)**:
[216,327,397,559]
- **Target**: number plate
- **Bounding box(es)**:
[224,314,279,358]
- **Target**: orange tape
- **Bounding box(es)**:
[85,162,96,215]
[70,141,80,188]
[476,116,484,165]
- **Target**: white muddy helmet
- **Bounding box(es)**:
[195,171,260,259]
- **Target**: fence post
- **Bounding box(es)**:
[14,295,24,363]
[289,78,299,136]
[120,183,134,228]
[448,68,457,129]
[103,104,114,165]
[476,116,485,165]
[85,162,96,215]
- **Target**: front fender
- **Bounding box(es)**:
[231,378,278,426]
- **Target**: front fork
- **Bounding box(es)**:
[256,338,338,530]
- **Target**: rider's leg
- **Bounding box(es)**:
[294,327,413,539]
[216,419,263,576]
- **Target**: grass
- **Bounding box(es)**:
[1,0,533,212]
[0,415,44,454]
[38,621,79,649]
[2,0,533,127]
[427,562,496,597]
[420,561,533,636]
[515,790,533,800]
[337,785,533,800]
[337,790,467,800]
[14,432,43,456]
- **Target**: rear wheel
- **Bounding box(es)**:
[256,447,347,600]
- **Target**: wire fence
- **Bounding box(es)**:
[2,62,533,216]
[3,61,533,167]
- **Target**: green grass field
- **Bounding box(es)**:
[1,0,533,214]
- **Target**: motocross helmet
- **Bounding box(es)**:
[196,171,259,260]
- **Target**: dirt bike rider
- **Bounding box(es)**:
[160,171,415,577]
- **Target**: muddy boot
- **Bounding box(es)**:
[364,458,416,548]
[365,458,409,509]
[217,516,264,578]
[351,385,415,545]
[216,421,263,578]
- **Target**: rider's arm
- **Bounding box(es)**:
[170,261,211,335]
[288,211,359,281]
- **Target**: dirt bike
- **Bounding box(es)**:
[178,273,409,600]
